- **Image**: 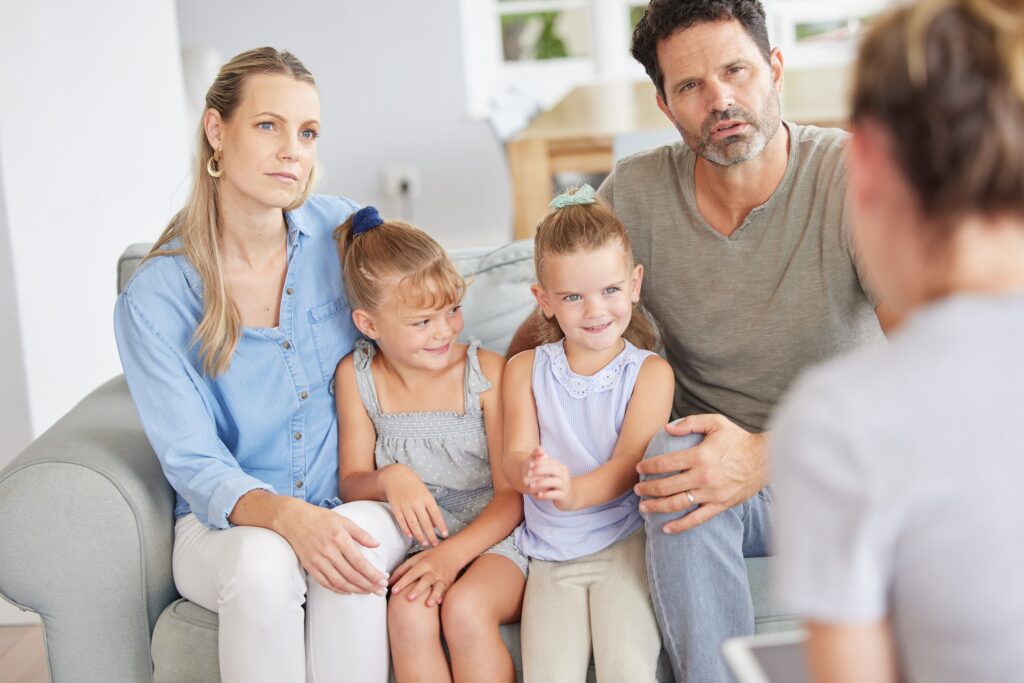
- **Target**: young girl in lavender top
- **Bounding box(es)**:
[503,185,674,682]
[334,207,526,683]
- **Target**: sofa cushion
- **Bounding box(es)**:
[151,599,523,683]
[118,243,152,295]
[450,239,536,356]
[151,558,796,682]
[152,599,220,683]
[151,599,675,683]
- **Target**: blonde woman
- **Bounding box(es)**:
[114,48,409,682]
[773,1,1024,681]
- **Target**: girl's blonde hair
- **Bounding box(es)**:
[533,190,657,350]
[334,212,465,314]
[853,0,1024,232]
[147,47,320,377]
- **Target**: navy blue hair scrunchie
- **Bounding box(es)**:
[351,206,384,236]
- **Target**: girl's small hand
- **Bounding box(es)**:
[520,446,546,489]
[389,545,463,607]
[524,448,576,510]
[381,464,449,547]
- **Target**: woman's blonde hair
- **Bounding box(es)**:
[334,212,465,314]
[853,0,1024,233]
[532,190,657,350]
[147,47,320,377]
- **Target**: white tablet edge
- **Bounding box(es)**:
[721,629,808,683]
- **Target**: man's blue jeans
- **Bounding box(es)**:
[641,428,773,683]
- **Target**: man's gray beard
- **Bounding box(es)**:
[688,90,781,166]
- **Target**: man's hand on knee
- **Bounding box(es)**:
[634,414,768,534]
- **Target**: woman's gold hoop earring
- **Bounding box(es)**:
[206,151,223,178]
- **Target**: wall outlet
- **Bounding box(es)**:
[383,165,421,198]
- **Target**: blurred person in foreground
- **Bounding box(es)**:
[772,1,1024,681]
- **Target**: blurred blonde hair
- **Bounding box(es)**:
[147,47,320,377]
[853,0,1024,232]
[532,189,657,350]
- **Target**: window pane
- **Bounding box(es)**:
[794,15,876,45]
[629,5,646,31]
[501,9,591,62]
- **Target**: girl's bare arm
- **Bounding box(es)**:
[806,620,899,683]
[501,350,541,494]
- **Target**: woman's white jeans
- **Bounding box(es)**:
[173,500,410,683]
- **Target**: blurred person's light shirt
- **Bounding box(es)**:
[772,293,1024,682]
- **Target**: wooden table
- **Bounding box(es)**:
[506,68,851,238]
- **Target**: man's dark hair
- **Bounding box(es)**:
[632,0,771,99]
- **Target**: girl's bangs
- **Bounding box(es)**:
[396,260,466,311]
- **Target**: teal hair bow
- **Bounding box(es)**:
[549,183,597,209]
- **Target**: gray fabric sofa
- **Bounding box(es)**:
[0,240,799,682]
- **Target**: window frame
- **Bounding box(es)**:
[458,0,648,120]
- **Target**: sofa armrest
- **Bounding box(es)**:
[0,376,177,682]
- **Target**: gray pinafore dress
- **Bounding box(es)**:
[352,338,527,575]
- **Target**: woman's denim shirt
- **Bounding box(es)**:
[114,195,359,529]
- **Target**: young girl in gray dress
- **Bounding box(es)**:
[333,206,527,683]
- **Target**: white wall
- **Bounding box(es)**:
[0,0,513,446]
[0,143,37,626]
[0,152,31,470]
[0,0,190,444]
[174,0,513,250]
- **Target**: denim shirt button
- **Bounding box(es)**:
[299,390,309,400]
[295,480,304,489]
[293,431,303,440]
[283,340,291,350]
[286,287,294,295]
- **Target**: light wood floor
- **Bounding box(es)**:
[0,625,48,683]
